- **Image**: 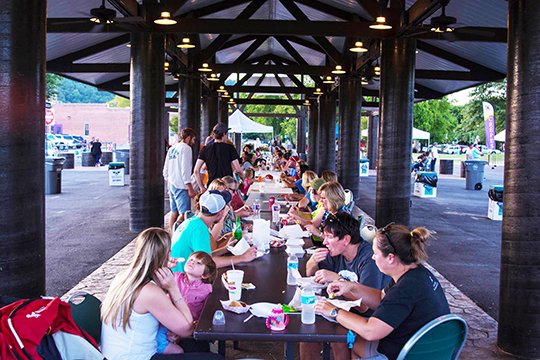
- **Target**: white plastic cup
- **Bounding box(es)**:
[226,269,244,301]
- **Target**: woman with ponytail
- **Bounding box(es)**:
[314,224,450,360]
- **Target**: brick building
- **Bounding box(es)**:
[50,103,131,148]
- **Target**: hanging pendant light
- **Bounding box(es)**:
[221,92,230,98]
[323,76,335,84]
[313,88,323,95]
[303,99,310,106]
[349,41,368,53]
[177,37,195,49]
[369,16,392,30]
[217,85,227,93]
[154,11,177,25]
[207,73,219,81]
[198,63,212,72]
[331,65,346,75]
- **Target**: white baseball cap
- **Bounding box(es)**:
[199,191,226,215]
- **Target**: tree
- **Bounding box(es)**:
[413,97,459,143]
[107,95,130,108]
[57,77,115,103]
[46,73,62,101]
[458,80,506,144]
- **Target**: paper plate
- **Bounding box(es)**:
[249,302,280,318]
[296,276,327,290]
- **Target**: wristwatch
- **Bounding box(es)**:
[329,307,340,319]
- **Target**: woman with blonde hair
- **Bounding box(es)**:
[301,181,350,237]
[101,227,194,360]
[315,224,449,360]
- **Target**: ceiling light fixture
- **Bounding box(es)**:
[126,43,131,48]
[164,61,170,70]
[323,76,335,84]
[217,85,227,93]
[90,0,116,24]
[349,41,368,53]
[369,16,392,30]
[221,92,230,98]
[313,88,323,95]
[331,65,346,75]
[198,63,212,72]
[154,11,177,25]
[207,73,219,81]
[303,100,310,106]
[361,77,369,85]
[177,37,195,49]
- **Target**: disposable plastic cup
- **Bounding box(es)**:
[226,270,244,301]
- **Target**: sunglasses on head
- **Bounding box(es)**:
[379,222,397,253]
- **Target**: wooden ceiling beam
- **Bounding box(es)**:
[47,34,130,66]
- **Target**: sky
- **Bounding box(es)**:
[447,88,472,105]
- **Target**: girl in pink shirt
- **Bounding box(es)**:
[156,251,217,354]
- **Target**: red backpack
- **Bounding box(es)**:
[0,297,100,359]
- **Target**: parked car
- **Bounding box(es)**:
[70,135,86,149]
[443,145,461,154]
[479,145,502,154]
[46,134,67,150]
[45,139,58,157]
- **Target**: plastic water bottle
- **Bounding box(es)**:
[301,285,316,324]
[272,203,281,224]
[252,197,261,219]
[287,253,298,285]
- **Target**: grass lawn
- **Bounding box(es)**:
[438,153,505,166]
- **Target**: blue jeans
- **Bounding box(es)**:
[169,185,190,213]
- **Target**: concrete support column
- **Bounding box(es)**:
[368,112,379,169]
[317,92,337,173]
[179,73,201,161]
[375,38,416,228]
[296,109,307,157]
[130,31,165,232]
[203,92,219,140]
[219,98,229,126]
[0,0,46,297]
[338,77,361,197]
[498,1,540,358]
[307,102,319,170]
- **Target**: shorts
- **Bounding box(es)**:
[156,326,169,354]
[169,185,190,213]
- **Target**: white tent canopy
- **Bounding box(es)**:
[361,127,430,140]
[228,109,274,134]
[494,129,506,142]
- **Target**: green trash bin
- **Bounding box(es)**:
[464,160,488,190]
[45,157,65,194]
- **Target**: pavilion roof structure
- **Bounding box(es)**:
[45,0,508,107]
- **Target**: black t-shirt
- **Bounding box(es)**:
[198,142,240,184]
[373,265,450,360]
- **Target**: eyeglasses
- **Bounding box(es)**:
[379,222,397,253]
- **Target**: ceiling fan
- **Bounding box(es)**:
[405,0,497,41]
[53,0,144,29]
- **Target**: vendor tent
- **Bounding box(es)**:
[228,109,274,134]
[361,127,430,140]
[494,129,506,142]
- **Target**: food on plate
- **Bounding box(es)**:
[265,174,274,180]
[229,300,247,308]
[329,292,335,299]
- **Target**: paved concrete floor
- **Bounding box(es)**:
[45,167,135,296]
[357,163,504,320]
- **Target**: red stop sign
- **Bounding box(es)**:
[45,108,55,125]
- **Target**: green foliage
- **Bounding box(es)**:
[169,114,179,134]
[458,80,506,144]
[57,77,115,103]
[413,97,458,143]
[107,95,130,108]
[46,73,62,101]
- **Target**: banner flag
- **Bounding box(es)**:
[482,101,496,150]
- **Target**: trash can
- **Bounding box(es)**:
[58,152,74,169]
[114,149,130,175]
[464,160,488,190]
[439,159,454,175]
[413,171,438,198]
[101,151,113,166]
[82,152,95,167]
[45,157,65,194]
[359,158,369,177]
[487,185,503,220]
[108,162,125,186]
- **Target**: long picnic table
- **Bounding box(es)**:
[193,246,348,359]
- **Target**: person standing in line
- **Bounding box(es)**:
[465,143,482,160]
[429,142,438,172]
[163,128,198,232]
[90,138,102,166]
[193,123,244,192]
